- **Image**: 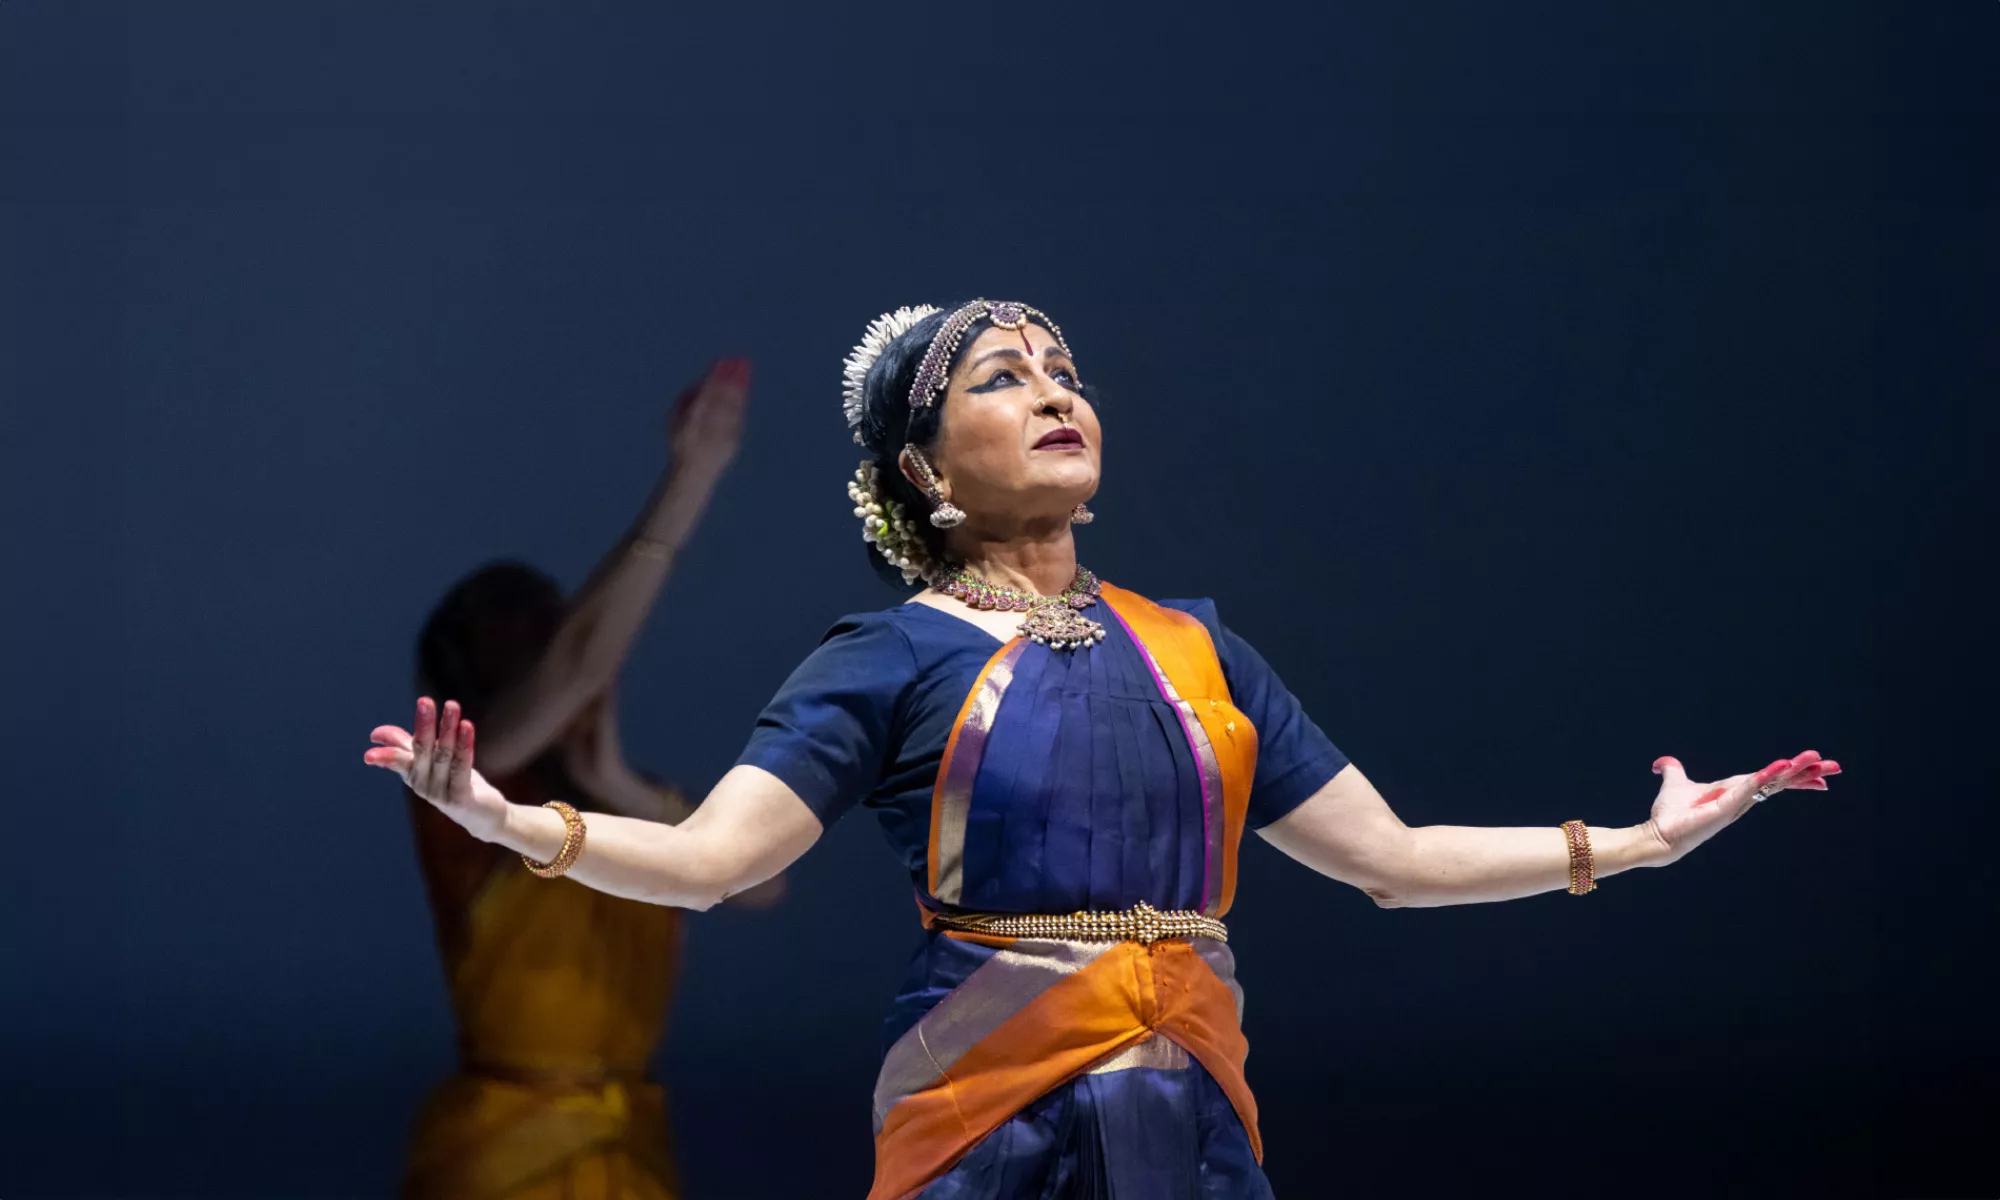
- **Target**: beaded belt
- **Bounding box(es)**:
[930,899,1228,945]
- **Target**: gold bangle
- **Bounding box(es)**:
[629,537,672,562]
[1561,820,1597,895]
[524,800,586,879]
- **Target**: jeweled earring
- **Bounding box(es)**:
[903,446,966,529]
[1070,504,1094,525]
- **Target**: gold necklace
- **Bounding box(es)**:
[937,565,1107,651]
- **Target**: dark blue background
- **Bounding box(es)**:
[2,4,1990,1197]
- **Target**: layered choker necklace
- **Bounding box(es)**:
[937,565,1107,652]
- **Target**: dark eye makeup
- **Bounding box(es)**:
[965,363,1083,393]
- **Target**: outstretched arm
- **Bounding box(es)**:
[474,358,751,777]
[369,698,820,909]
[1259,753,1838,908]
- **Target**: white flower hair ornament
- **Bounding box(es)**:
[849,461,935,586]
[842,305,941,443]
[842,305,943,586]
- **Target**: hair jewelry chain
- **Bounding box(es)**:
[906,300,1069,414]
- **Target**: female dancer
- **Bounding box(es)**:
[366,302,1837,1199]
[398,358,756,1200]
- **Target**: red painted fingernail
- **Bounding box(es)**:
[1696,786,1727,805]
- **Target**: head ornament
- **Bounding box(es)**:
[839,299,1074,586]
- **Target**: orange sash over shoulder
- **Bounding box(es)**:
[1099,584,1259,918]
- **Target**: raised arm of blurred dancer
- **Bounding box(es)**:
[471,357,750,779]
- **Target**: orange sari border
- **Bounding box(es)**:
[926,637,1028,904]
[872,936,1116,1133]
[1098,585,1260,916]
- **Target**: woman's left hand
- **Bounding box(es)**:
[1643,749,1841,863]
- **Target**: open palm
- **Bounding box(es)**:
[363,697,510,841]
[1645,749,1839,862]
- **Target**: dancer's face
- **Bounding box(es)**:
[925,323,1100,524]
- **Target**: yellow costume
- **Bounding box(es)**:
[403,774,683,1200]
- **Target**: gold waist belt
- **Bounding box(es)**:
[931,899,1228,945]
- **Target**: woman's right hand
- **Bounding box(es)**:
[365,698,511,842]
